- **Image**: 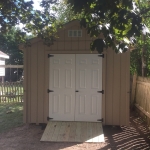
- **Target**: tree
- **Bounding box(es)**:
[67,0,150,53]
[51,0,83,26]
[1,0,150,54]
[0,0,33,33]
[0,28,24,65]
[130,35,150,77]
[0,0,57,44]
[0,27,26,81]
[130,0,150,76]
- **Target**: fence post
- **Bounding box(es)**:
[131,74,137,109]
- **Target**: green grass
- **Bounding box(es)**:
[0,102,23,133]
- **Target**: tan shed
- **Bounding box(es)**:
[20,20,130,126]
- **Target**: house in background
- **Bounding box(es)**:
[0,51,9,82]
[19,20,130,126]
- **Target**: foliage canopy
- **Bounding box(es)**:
[129,0,150,76]
[67,0,150,53]
[0,28,23,65]
[1,0,150,53]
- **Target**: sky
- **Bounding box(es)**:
[17,0,42,29]
[32,0,61,10]
[24,0,42,10]
[32,0,42,11]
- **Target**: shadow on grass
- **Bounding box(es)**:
[0,102,23,133]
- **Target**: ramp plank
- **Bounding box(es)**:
[80,122,87,142]
[51,122,62,141]
[68,122,76,142]
[57,122,67,141]
[92,123,99,142]
[86,122,93,142]
[41,121,105,143]
[41,121,57,141]
[75,122,81,142]
[63,122,72,141]
[97,122,105,142]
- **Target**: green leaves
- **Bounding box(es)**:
[0,0,150,55]
[68,0,150,53]
[0,0,61,44]
[0,28,24,65]
[80,18,87,28]
[0,0,34,33]
[90,39,106,54]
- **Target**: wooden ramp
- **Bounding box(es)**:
[40,121,105,143]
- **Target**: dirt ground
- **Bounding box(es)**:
[0,111,150,150]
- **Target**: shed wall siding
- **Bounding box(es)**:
[112,52,121,125]
[44,51,49,123]
[30,44,38,123]
[23,42,47,124]
[105,49,114,124]
[105,49,130,125]
[23,20,130,125]
[37,42,45,123]
[23,48,27,123]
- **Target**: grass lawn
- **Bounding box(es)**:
[0,102,23,133]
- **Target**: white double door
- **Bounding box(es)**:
[49,54,102,122]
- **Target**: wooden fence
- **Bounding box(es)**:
[0,82,23,103]
[132,75,150,124]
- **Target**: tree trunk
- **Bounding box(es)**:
[142,34,146,77]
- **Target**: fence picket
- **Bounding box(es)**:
[131,74,137,107]
[135,77,150,124]
[0,82,23,103]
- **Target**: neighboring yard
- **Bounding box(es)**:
[0,102,150,149]
[0,82,23,103]
[0,102,23,133]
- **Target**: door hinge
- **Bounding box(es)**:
[97,118,103,122]
[47,89,54,93]
[48,54,54,58]
[47,117,53,121]
[97,90,104,94]
[98,54,104,58]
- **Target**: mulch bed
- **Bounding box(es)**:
[0,110,150,150]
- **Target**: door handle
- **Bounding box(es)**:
[75,90,79,92]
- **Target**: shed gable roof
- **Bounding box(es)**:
[19,20,81,51]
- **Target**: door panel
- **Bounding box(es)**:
[49,54,75,121]
[75,54,102,122]
[49,54,102,122]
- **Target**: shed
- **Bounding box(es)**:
[20,20,130,126]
